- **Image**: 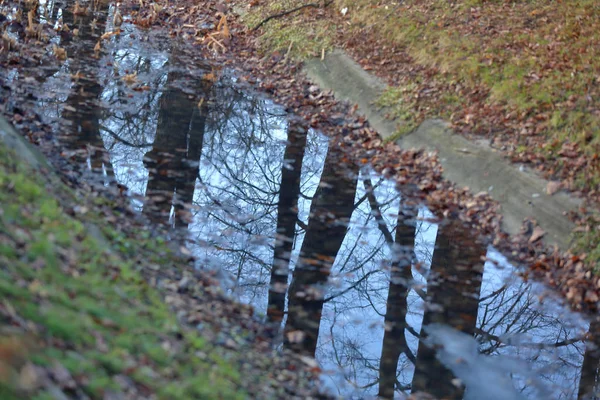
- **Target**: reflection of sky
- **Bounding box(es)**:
[175,90,588,397]
[21,4,592,398]
[181,95,588,398]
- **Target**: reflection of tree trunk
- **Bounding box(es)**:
[578,320,600,399]
[267,120,308,324]
[283,148,359,356]
[172,95,210,229]
[378,202,417,399]
[61,6,114,179]
[411,221,485,399]
[143,70,210,226]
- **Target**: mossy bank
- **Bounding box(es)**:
[0,127,321,398]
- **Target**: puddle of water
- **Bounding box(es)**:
[3,1,600,399]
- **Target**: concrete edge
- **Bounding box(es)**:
[303,50,582,251]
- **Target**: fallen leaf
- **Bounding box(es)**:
[529,226,546,243]
[122,73,137,85]
[546,181,561,195]
[52,45,67,60]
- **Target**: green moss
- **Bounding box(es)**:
[375,86,420,141]
[0,142,248,399]
[84,375,120,398]
[573,225,600,271]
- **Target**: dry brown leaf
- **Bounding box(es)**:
[52,45,67,60]
[529,226,546,243]
[202,72,216,82]
[121,73,138,85]
[546,181,561,195]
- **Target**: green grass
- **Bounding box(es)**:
[0,143,246,399]
[243,0,336,61]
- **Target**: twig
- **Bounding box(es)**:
[284,39,294,60]
[206,33,227,52]
[252,0,333,32]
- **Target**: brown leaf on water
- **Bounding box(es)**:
[122,73,137,85]
[52,45,67,60]
[202,72,216,82]
[113,8,123,27]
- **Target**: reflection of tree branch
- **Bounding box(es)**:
[296,218,308,231]
[207,245,271,269]
[406,324,420,340]
[478,284,508,303]
[364,178,394,244]
[475,327,584,349]
[323,270,378,303]
[299,191,313,201]
[394,379,411,392]
[219,158,278,197]
[337,230,384,275]
[100,124,153,148]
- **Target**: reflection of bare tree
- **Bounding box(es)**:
[189,87,298,301]
[267,119,308,323]
[411,221,485,399]
[377,200,417,399]
[284,148,359,356]
[60,2,114,178]
[578,320,600,399]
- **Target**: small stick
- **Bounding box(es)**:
[252,0,333,31]
[284,39,294,59]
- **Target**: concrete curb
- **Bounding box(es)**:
[304,50,581,250]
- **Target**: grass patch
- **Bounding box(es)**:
[244,0,336,60]
[0,143,246,399]
[376,86,420,140]
[343,0,600,190]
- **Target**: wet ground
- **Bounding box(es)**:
[1,1,599,399]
